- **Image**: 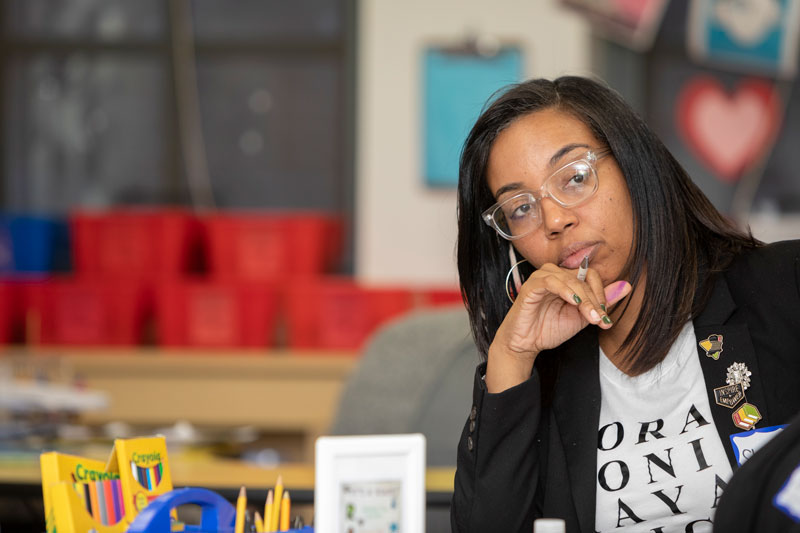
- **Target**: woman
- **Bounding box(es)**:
[451,76,800,532]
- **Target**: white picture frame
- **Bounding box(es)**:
[314,433,426,533]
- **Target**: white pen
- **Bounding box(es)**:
[577,255,589,281]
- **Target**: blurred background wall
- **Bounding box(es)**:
[355,0,590,285]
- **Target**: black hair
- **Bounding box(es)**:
[456,76,760,376]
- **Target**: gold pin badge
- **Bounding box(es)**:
[699,334,723,360]
[726,362,752,391]
[713,383,744,408]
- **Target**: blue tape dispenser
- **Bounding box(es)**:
[127,487,235,533]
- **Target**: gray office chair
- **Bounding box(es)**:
[329,305,481,467]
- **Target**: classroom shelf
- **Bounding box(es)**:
[0,348,358,461]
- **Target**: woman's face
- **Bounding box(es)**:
[486,108,634,285]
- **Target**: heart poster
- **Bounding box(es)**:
[676,76,783,182]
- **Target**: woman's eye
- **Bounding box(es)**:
[510,203,532,220]
[563,168,589,188]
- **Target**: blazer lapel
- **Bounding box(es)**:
[551,328,601,533]
[694,273,770,469]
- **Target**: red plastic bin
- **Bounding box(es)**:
[25,278,151,346]
[204,212,342,281]
[0,280,22,345]
[286,278,415,351]
[421,287,464,308]
[156,280,280,348]
[71,209,200,279]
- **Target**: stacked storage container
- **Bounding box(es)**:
[0,208,463,352]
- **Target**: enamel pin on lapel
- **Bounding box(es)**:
[724,362,759,429]
[713,383,745,408]
[699,334,723,360]
[732,403,762,430]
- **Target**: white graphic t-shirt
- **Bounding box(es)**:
[595,322,733,533]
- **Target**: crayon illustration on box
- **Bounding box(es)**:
[41,451,128,533]
[105,435,173,521]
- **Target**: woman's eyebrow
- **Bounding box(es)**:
[549,143,591,167]
[493,182,523,198]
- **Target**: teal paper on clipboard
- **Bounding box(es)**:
[423,46,522,187]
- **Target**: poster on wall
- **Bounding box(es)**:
[423,43,522,187]
[675,75,783,181]
[687,0,800,77]
[646,53,800,243]
[561,0,671,51]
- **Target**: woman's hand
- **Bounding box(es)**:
[485,263,631,393]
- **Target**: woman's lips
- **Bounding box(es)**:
[559,243,599,269]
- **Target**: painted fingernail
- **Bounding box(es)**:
[608,281,629,302]
[602,315,613,325]
[590,309,600,322]
[573,294,582,304]
[600,304,607,312]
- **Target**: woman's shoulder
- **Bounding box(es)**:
[725,239,800,294]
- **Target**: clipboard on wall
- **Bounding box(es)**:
[423,41,522,187]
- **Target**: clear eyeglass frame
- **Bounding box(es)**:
[481,148,611,241]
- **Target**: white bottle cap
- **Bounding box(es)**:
[533,518,566,533]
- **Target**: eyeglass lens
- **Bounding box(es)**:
[493,160,597,238]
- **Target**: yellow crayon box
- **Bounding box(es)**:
[105,435,173,522]
[40,451,124,533]
[49,479,129,533]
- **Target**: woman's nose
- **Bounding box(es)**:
[540,197,577,237]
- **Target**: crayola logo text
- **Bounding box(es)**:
[131,451,161,466]
[74,463,119,482]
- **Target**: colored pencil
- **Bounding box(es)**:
[111,478,123,522]
[103,479,116,524]
[88,481,100,522]
[83,483,92,515]
[96,480,108,525]
[153,463,162,486]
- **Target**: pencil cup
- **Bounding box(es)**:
[127,487,315,533]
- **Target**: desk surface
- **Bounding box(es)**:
[0,452,456,497]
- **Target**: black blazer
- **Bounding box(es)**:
[451,241,800,533]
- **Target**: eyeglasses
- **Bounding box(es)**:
[482,149,610,241]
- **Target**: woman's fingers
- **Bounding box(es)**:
[584,268,613,327]
[523,269,606,326]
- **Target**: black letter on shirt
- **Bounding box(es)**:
[650,528,664,533]
[645,448,676,484]
[637,419,666,444]
[599,460,630,492]
[680,404,710,434]
[598,422,624,451]
[712,474,728,508]
[652,485,685,515]
[688,437,711,471]
[616,499,644,527]
[685,518,712,532]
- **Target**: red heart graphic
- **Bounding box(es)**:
[676,77,781,182]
